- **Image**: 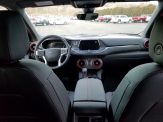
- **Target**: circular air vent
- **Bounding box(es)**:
[144,39,149,49]
[29,42,37,52]
[91,58,103,69]
[77,59,88,68]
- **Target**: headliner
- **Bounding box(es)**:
[0,0,158,9]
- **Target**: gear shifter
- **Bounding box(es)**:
[82,68,87,78]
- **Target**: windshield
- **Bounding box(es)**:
[25,1,158,36]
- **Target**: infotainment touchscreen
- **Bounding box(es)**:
[79,40,100,50]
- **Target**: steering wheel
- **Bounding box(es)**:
[34,35,71,69]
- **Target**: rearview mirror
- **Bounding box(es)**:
[77,13,98,20]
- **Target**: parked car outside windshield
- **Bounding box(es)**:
[26,1,158,36]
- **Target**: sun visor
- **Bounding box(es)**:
[72,0,106,8]
[17,0,70,8]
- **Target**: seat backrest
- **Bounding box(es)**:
[110,63,161,122]
[110,16,163,122]
[0,59,70,122]
[120,68,163,122]
[0,11,70,122]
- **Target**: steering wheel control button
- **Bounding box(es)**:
[154,44,163,55]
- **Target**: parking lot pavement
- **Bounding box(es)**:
[34,20,148,36]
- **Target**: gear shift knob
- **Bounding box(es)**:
[82,68,87,78]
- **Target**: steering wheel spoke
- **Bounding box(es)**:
[58,56,62,67]
[57,48,68,67]
[42,56,48,64]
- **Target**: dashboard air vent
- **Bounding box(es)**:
[144,39,149,49]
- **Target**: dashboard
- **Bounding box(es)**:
[65,34,148,56]
[29,34,149,69]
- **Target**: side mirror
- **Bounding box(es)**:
[77,13,98,20]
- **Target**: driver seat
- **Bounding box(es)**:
[0,11,72,122]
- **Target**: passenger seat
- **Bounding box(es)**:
[107,16,163,122]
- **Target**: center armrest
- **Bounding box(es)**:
[73,78,106,114]
[74,78,106,102]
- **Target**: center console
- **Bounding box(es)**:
[73,78,107,122]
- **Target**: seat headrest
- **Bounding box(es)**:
[0,11,29,64]
[149,16,163,66]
